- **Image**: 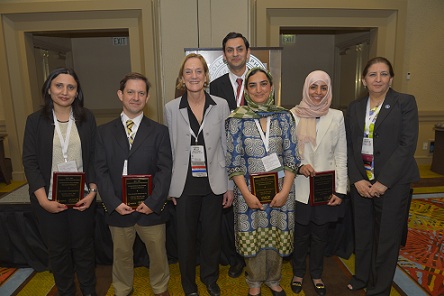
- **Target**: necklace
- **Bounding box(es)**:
[57,119,69,123]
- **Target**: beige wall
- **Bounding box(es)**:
[158,0,250,105]
[0,0,443,181]
[403,0,444,163]
[280,35,335,109]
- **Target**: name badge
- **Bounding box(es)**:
[262,153,282,172]
[361,138,373,155]
[191,145,207,177]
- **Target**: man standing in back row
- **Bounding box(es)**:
[210,32,250,278]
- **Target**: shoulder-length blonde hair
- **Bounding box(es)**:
[176,53,210,91]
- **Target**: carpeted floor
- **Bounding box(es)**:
[11,258,365,296]
[398,197,444,296]
[412,165,444,194]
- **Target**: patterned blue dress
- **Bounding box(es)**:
[226,112,299,257]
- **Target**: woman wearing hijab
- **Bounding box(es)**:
[226,67,299,296]
[289,70,347,296]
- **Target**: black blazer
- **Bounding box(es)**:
[95,116,172,227]
[346,88,420,188]
[23,109,97,199]
[210,73,238,111]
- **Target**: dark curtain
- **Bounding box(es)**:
[0,199,354,270]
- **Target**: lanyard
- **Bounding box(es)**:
[254,117,271,153]
[189,116,207,144]
[53,109,73,162]
[364,99,382,136]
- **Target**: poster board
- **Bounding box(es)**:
[185,47,283,105]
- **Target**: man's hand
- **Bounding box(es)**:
[136,202,153,215]
[115,203,135,215]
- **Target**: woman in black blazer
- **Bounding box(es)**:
[22,68,97,295]
[346,57,419,296]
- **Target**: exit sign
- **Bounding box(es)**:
[113,37,128,46]
[281,34,296,44]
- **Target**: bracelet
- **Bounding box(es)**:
[297,165,304,175]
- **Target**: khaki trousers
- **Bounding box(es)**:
[109,224,170,295]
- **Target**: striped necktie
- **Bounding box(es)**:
[126,119,134,145]
[236,78,244,106]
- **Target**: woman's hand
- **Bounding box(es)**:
[232,175,264,210]
[270,190,288,208]
[327,194,342,206]
[41,199,68,213]
[270,170,295,208]
[369,181,388,198]
[354,179,373,198]
[243,192,264,210]
[73,192,95,211]
[223,190,234,208]
[34,187,67,213]
[299,164,315,177]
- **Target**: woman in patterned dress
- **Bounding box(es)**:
[226,67,299,296]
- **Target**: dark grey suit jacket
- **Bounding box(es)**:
[346,88,420,188]
[23,109,97,199]
[210,73,238,111]
[95,116,172,227]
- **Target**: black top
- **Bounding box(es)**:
[179,92,215,196]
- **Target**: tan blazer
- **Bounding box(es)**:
[291,108,348,204]
[164,94,233,197]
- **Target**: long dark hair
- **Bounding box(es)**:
[42,68,85,122]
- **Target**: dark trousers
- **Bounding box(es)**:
[175,192,223,294]
[221,206,244,266]
[351,183,410,296]
[32,197,96,296]
[291,221,329,279]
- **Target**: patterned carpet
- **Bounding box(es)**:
[398,197,444,296]
[7,258,360,296]
[0,267,17,286]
